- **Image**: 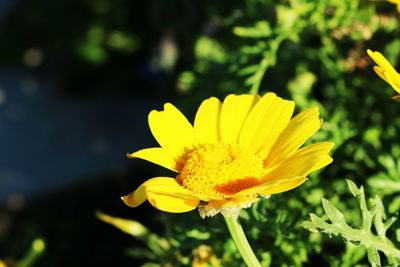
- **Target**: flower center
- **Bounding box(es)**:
[177,143,264,198]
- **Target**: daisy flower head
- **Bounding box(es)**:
[367,49,400,97]
[123,93,334,218]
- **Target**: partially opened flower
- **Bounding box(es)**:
[123,93,333,218]
[367,49,400,98]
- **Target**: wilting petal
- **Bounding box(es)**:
[220,94,259,144]
[148,103,197,160]
[264,107,322,168]
[239,93,295,157]
[127,148,180,172]
[194,97,222,143]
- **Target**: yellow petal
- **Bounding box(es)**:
[368,50,393,72]
[96,212,150,237]
[148,103,197,160]
[147,191,199,213]
[264,107,322,168]
[385,72,400,94]
[234,176,306,197]
[127,148,180,172]
[373,66,389,83]
[122,177,200,212]
[368,49,399,78]
[261,177,307,195]
[220,94,259,144]
[263,142,334,180]
[194,97,222,143]
[238,93,295,157]
[122,178,162,208]
[145,181,212,202]
[368,49,400,94]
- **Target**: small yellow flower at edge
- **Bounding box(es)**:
[367,49,400,98]
[388,0,400,12]
[122,93,334,218]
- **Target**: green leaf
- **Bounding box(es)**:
[233,21,272,38]
[309,213,328,228]
[366,248,381,267]
[302,180,400,266]
[346,179,360,197]
[300,221,319,233]
[96,212,170,256]
[321,198,347,225]
[195,36,227,63]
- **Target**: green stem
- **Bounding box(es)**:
[248,37,284,95]
[224,215,262,267]
[249,56,269,95]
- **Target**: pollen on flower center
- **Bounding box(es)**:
[176,143,264,198]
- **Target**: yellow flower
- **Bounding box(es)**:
[192,245,220,267]
[367,49,400,96]
[122,93,333,218]
[388,0,400,12]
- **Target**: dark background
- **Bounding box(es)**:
[0,0,236,265]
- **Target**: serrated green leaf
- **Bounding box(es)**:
[322,198,347,225]
[346,179,360,197]
[367,248,381,267]
[303,180,400,266]
[389,196,400,213]
[373,196,387,237]
[300,221,319,233]
[397,229,400,243]
[383,217,396,232]
[309,213,328,228]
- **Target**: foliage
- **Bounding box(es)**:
[0,238,45,267]
[2,0,400,266]
[302,180,400,266]
[97,211,221,266]
[132,0,400,266]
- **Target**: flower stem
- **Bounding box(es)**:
[223,215,262,267]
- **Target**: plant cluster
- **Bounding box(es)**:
[3,0,399,266]
[100,0,400,266]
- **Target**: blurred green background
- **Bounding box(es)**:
[0,0,400,266]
